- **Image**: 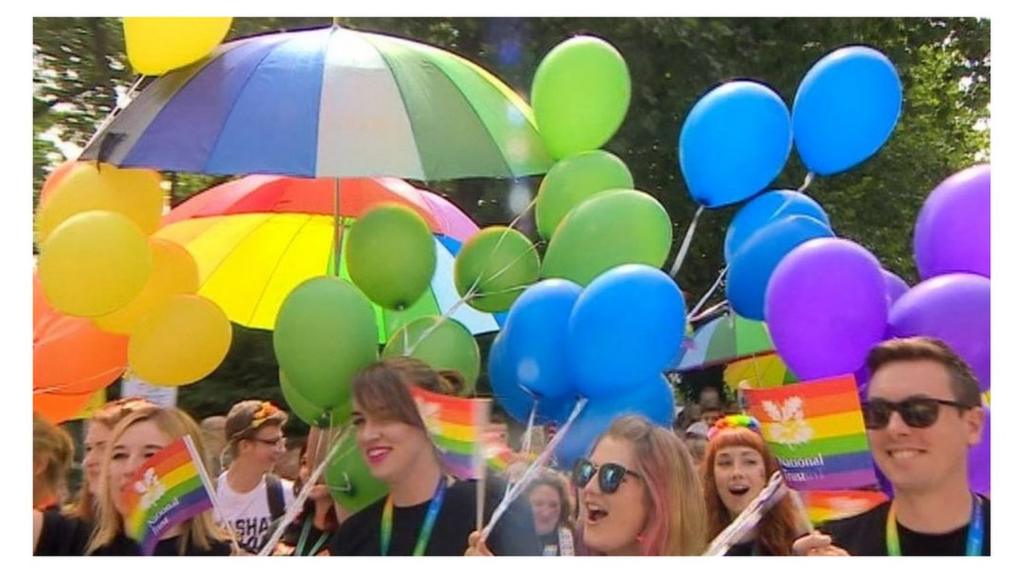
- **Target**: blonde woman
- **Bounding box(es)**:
[86,405,235,555]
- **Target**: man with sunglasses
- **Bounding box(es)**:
[216,400,296,553]
[794,337,988,556]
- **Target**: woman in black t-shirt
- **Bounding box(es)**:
[84,405,235,556]
[33,413,91,556]
[327,357,540,556]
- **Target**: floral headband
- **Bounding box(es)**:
[707,414,761,441]
[250,401,284,428]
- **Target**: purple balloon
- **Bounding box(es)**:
[888,273,990,391]
[882,270,910,308]
[914,164,990,280]
[766,238,888,380]
[968,406,990,496]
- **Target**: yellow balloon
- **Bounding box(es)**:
[36,162,165,243]
[128,295,233,387]
[124,17,233,76]
[95,239,200,335]
[38,210,152,317]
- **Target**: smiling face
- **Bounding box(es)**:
[83,422,113,497]
[352,398,435,485]
[580,437,648,556]
[712,446,767,516]
[529,484,562,536]
[867,360,983,494]
[107,419,170,517]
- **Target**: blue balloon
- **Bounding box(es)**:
[553,375,675,470]
[567,264,686,398]
[679,81,792,208]
[793,46,902,176]
[503,279,583,400]
[726,215,834,320]
[488,335,573,425]
[724,189,831,264]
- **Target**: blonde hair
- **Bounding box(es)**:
[86,405,231,555]
[33,413,75,506]
[71,398,155,522]
[600,415,708,556]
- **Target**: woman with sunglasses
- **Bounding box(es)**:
[701,415,805,555]
[329,357,540,556]
[571,415,707,555]
[794,337,989,556]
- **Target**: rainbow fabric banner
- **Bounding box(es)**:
[410,386,491,480]
[122,436,214,555]
[742,374,878,490]
[800,490,889,526]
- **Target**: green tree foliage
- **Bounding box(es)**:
[32,17,989,418]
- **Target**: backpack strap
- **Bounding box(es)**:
[265,473,286,521]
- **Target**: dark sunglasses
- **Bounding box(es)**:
[862,397,973,430]
[572,458,642,494]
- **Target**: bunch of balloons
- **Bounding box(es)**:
[34,161,233,399]
[488,265,685,468]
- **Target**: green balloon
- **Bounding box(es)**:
[273,277,379,409]
[531,36,631,160]
[326,432,389,515]
[345,204,436,310]
[382,316,481,391]
[454,227,540,312]
[535,150,634,239]
[541,189,672,286]
[280,371,351,428]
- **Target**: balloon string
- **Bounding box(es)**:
[258,423,353,556]
[332,178,344,278]
[669,205,704,277]
[481,397,587,542]
[687,267,729,321]
[797,172,816,193]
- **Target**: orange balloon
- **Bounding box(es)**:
[34,272,128,396]
[38,160,79,206]
[34,390,97,425]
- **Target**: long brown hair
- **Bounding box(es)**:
[701,426,803,555]
[527,468,574,531]
[598,416,707,556]
[33,413,75,508]
[351,357,462,428]
[86,405,231,555]
[71,398,155,522]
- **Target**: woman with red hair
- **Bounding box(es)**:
[701,415,806,555]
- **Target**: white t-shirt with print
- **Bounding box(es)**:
[215,472,295,552]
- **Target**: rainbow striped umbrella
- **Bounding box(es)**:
[675,312,775,371]
[155,176,502,343]
[80,26,552,180]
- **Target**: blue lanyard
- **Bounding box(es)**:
[886,494,985,556]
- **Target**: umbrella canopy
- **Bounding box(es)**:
[81,26,553,180]
[723,353,798,390]
[676,312,775,370]
[155,176,502,342]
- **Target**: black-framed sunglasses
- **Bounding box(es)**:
[572,458,642,494]
[862,397,973,430]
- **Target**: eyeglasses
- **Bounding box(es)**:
[572,458,642,494]
[862,397,973,430]
[251,436,286,447]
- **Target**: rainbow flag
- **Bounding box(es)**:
[122,436,214,555]
[742,374,878,491]
[410,386,491,480]
[800,490,889,526]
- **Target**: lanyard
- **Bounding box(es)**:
[886,494,984,556]
[295,515,331,556]
[380,479,447,556]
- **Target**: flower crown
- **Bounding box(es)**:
[250,401,283,429]
[707,414,761,440]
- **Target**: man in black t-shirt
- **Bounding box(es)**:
[794,337,989,556]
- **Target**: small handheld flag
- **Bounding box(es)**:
[122,436,215,555]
